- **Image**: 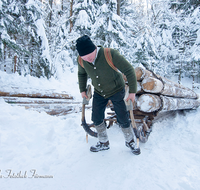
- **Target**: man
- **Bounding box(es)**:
[76,35,140,155]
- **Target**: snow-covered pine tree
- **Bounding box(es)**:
[167,0,200,83]
[44,0,96,77]
[43,0,75,78]
[126,0,163,73]
[189,7,200,85]
[64,0,96,63]
[146,0,176,76]
[0,0,51,78]
[49,0,144,71]
[90,0,138,65]
[128,0,199,79]
[43,0,70,58]
[71,0,95,35]
[0,0,30,73]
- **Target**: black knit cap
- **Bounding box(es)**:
[76,35,96,56]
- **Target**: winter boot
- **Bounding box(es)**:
[121,126,141,155]
[126,139,140,155]
[90,122,110,152]
[90,141,110,152]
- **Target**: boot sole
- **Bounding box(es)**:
[126,144,141,155]
[90,147,110,152]
[131,148,141,155]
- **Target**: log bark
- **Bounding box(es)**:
[137,94,200,113]
[117,0,120,16]
[3,97,79,104]
[69,0,73,33]
[140,75,198,99]
[136,82,144,94]
[135,67,154,81]
[0,91,73,99]
[160,95,200,112]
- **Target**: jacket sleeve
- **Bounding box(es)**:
[77,58,88,93]
[111,49,137,93]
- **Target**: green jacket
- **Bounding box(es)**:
[77,46,137,99]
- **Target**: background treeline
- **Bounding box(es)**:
[0,0,200,87]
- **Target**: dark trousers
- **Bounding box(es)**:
[92,88,130,128]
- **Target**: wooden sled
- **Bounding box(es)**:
[81,67,200,143]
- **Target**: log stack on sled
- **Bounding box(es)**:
[132,67,200,142]
[82,67,200,143]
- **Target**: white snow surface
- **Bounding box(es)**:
[0,69,200,190]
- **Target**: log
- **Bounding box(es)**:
[136,82,144,94]
[141,77,198,99]
[137,94,200,113]
[16,103,92,116]
[0,91,73,99]
[3,97,83,116]
[136,94,162,112]
[136,66,198,99]
[158,75,191,91]
[161,95,200,112]
[161,82,198,99]
[3,97,80,104]
[135,67,195,92]
[17,104,80,115]
[141,77,163,93]
[135,67,154,81]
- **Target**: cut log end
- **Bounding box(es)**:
[142,77,163,93]
[142,79,155,91]
[137,94,162,112]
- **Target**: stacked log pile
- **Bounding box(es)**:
[1,87,82,116]
[124,67,200,142]
[3,97,82,116]
[135,67,200,113]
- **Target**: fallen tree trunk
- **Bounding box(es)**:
[0,91,73,99]
[3,97,80,104]
[136,94,200,113]
[135,67,154,81]
[135,67,199,99]
[3,97,84,116]
[141,77,198,99]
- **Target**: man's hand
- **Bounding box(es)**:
[81,91,88,99]
[126,93,135,103]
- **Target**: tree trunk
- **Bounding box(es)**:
[3,43,6,72]
[69,0,73,33]
[136,94,200,113]
[14,55,17,73]
[48,0,53,27]
[0,90,73,99]
[117,0,120,16]
[61,0,64,10]
[141,76,198,99]
[135,67,198,99]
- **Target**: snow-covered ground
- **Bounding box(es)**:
[0,69,200,190]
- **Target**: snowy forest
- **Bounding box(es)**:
[1,1,200,189]
[1,0,200,87]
